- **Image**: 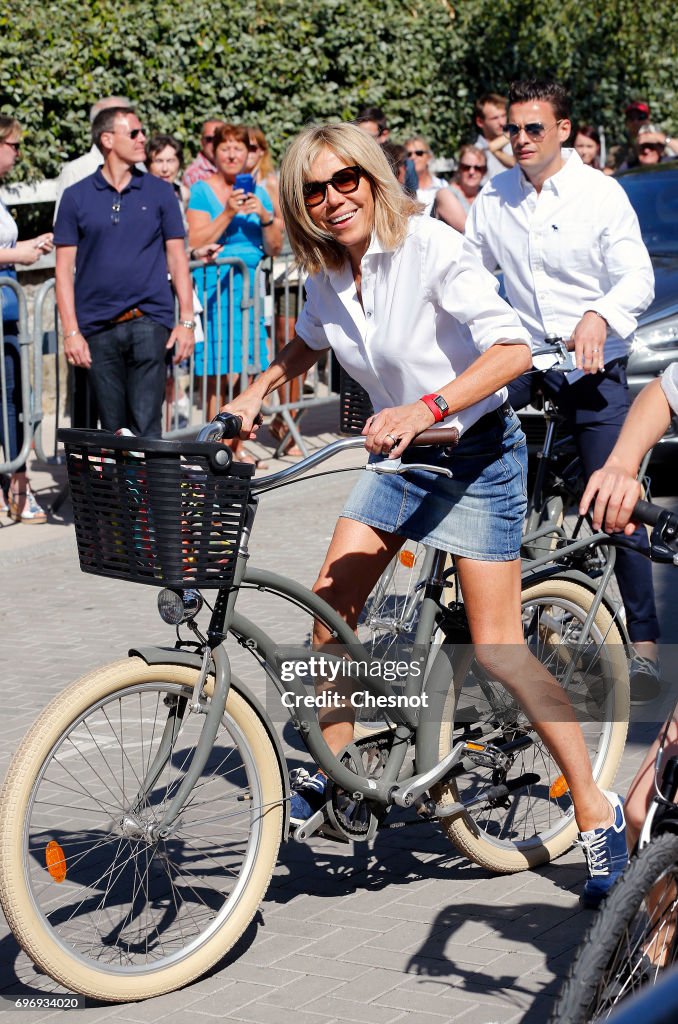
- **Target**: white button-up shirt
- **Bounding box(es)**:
[295,214,530,436]
[465,149,654,366]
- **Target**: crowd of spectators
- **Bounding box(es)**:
[2,89,678,520]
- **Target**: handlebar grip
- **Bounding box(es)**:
[632,499,665,527]
[212,412,243,439]
[412,427,461,446]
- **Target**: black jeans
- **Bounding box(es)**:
[508,359,659,643]
[0,323,26,470]
[86,316,170,438]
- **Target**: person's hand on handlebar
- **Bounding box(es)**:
[363,401,438,459]
[219,395,264,439]
[579,459,643,535]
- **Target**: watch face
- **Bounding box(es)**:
[433,395,449,414]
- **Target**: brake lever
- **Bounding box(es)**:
[368,461,453,479]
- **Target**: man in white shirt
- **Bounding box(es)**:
[466,78,660,704]
[474,92,515,180]
[54,96,131,217]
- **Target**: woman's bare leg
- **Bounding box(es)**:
[456,556,614,833]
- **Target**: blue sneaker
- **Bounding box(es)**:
[289,769,328,825]
[578,791,629,909]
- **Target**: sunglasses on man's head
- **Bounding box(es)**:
[406,148,428,157]
[303,165,365,207]
[503,121,561,140]
[459,161,487,173]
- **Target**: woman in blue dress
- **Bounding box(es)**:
[187,124,282,458]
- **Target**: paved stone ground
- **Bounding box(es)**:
[1,406,677,1024]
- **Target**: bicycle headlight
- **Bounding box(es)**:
[157,588,203,625]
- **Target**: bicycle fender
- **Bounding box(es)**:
[520,567,631,645]
[128,646,292,839]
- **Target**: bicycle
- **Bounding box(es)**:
[0,417,629,1001]
[550,500,678,1023]
[519,337,649,581]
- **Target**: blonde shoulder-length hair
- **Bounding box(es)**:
[279,122,421,274]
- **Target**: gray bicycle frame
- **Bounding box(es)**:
[146,435,626,833]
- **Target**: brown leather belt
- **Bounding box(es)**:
[111,307,144,324]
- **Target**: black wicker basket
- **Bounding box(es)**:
[338,367,374,435]
[58,429,253,589]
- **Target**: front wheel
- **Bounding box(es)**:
[434,577,629,872]
[551,831,678,1022]
[0,658,284,1002]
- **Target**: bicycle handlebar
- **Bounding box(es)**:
[631,499,678,564]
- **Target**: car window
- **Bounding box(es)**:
[618,169,678,255]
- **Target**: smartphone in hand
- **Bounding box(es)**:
[234,173,255,194]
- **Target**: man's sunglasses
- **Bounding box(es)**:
[113,127,144,139]
[303,165,365,207]
[459,161,487,173]
[503,121,562,140]
[638,142,664,152]
[202,134,216,143]
[627,111,649,122]
[406,149,428,157]
[2,140,20,153]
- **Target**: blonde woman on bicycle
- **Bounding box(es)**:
[225,122,627,906]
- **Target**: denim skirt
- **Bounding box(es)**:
[342,407,527,561]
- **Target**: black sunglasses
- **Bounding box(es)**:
[406,148,428,157]
[202,134,215,143]
[303,165,365,207]
[459,161,487,173]
[2,140,20,153]
[503,121,562,140]
[638,142,664,152]
[627,111,649,122]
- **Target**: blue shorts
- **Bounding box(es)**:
[342,408,527,561]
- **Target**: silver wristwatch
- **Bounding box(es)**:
[178,320,196,330]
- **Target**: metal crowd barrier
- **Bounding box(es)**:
[14,252,343,467]
[0,276,35,475]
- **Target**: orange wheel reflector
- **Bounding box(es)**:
[399,550,416,568]
[550,775,570,799]
[465,742,485,751]
[45,840,67,883]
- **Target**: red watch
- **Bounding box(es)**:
[420,393,449,422]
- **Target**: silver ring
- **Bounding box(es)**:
[385,433,397,444]
[592,348,600,353]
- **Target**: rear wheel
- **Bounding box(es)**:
[434,577,629,872]
[0,658,283,1001]
[355,541,437,738]
[552,831,678,1022]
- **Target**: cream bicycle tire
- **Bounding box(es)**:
[0,658,283,1002]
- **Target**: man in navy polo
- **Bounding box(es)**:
[54,106,195,437]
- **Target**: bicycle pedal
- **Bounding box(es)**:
[461,740,510,771]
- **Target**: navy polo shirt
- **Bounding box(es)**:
[54,167,185,337]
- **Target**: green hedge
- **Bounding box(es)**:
[1,0,676,182]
